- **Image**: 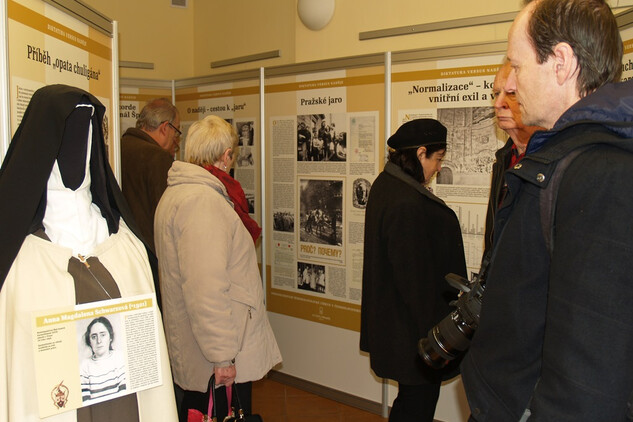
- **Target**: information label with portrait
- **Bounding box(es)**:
[31,294,163,418]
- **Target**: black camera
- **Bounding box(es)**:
[418,272,485,369]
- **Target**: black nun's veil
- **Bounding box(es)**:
[0,84,158,299]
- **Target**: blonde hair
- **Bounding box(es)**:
[185,115,238,166]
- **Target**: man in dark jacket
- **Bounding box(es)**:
[482,62,542,263]
[121,98,180,254]
[462,0,633,420]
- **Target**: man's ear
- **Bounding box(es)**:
[158,120,169,136]
[552,42,579,86]
[417,146,427,159]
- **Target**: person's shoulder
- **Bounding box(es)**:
[112,349,125,362]
[122,128,162,150]
[369,173,424,209]
[79,356,95,375]
[166,187,234,230]
[496,138,514,156]
[372,169,406,189]
[121,127,145,142]
[166,176,229,207]
[155,149,176,168]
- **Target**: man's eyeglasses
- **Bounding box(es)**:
[161,120,182,137]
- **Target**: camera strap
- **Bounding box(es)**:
[539,144,594,257]
[539,120,633,257]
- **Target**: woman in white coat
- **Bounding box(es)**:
[155,115,281,421]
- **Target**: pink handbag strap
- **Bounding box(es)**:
[208,378,234,418]
[226,384,233,416]
[207,387,213,417]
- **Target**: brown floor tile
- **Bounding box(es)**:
[286,416,341,422]
[344,414,388,422]
[252,377,387,422]
[285,394,342,416]
[257,415,287,422]
[283,383,318,398]
[341,404,387,421]
[253,377,286,398]
[253,394,286,418]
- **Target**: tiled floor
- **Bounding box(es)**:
[252,376,387,422]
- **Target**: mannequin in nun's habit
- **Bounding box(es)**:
[0,85,177,422]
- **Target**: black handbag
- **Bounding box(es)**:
[222,380,263,422]
[187,375,263,422]
[214,375,263,422]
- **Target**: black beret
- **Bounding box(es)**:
[387,118,447,150]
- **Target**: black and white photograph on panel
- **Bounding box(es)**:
[235,121,255,167]
[77,315,127,405]
[297,262,326,294]
[236,121,254,146]
[273,211,295,232]
[297,114,347,162]
[299,179,343,246]
[245,192,255,214]
[352,178,371,209]
[436,106,497,185]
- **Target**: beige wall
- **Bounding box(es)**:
[81,0,521,80]
[82,0,195,79]
[192,0,296,76]
[82,0,633,80]
[294,0,520,63]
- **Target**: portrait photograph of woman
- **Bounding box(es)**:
[78,316,127,404]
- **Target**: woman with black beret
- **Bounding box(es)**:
[360,118,467,422]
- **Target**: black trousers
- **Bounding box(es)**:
[389,382,441,422]
[177,380,252,422]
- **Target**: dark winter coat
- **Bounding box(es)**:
[462,80,633,421]
[482,138,513,265]
[360,161,467,385]
[120,127,173,254]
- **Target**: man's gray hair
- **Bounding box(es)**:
[136,98,178,131]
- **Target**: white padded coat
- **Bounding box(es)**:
[155,161,281,392]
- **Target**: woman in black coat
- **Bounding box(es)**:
[360,119,467,422]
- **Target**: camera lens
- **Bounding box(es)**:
[419,309,476,368]
[418,274,485,369]
[419,335,448,369]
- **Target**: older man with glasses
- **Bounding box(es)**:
[121,97,180,263]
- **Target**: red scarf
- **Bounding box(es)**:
[204,165,261,243]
